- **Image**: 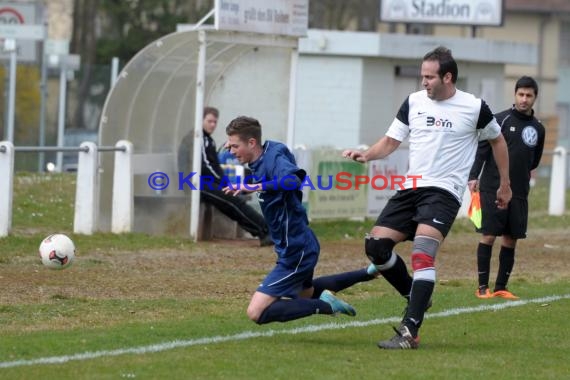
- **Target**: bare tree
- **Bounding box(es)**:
[357,0,380,31]
[67,0,213,130]
[70,0,100,130]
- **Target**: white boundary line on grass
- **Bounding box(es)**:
[1,294,569,369]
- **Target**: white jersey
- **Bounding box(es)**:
[386,89,501,202]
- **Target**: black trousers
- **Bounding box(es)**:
[200,188,268,238]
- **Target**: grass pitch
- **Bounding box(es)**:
[0,173,569,379]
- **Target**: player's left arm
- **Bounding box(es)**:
[531,122,546,170]
[261,151,305,191]
[224,154,304,195]
[259,168,305,192]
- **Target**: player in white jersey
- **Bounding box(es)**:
[343,46,512,349]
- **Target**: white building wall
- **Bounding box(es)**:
[458,62,505,111]
[294,55,363,148]
[294,55,505,149]
[294,30,536,149]
[210,47,291,145]
[359,58,399,146]
[477,14,559,117]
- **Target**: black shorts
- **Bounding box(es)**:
[478,191,528,239]
[375,187,461,240]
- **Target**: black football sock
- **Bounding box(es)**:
[255,299,332,324]
[380,254,413,298]
[403,279,434,336]
[477,243,493,288]
[312,269,373,298]
[494,246,515,292]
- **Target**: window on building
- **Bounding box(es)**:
[406,23,433,35]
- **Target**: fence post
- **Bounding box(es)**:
[74,142,99,234]
[112,140,133,233]
[0,141,14,237]
[548,146,567,216]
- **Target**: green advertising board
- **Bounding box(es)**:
[307,149,368,219]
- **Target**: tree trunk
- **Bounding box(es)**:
[70,0,100,130]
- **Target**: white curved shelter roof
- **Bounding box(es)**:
[97,29,298,233]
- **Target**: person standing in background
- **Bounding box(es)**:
[468,76,545,300]
[178,107,272,246]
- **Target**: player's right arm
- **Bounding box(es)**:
[343,97,409,163]
[343,136,401,163]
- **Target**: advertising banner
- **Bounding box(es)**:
[366,149,409,217]
[307,149,368,220]
[0,3,41,62]
[379,0,504,27]
[215,0,308,36]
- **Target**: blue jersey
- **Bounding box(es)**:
[249,141,319,259]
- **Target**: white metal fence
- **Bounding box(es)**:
[0,141,568,237]
[0,140,132,237]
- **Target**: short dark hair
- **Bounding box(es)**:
[423,46,458,83]
[226,116,262,144]
[515,76,538,96]
[203,106,219,119]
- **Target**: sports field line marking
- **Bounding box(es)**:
[1,294,568,369]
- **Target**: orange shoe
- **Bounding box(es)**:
[492,289,519,300]
[475,286,493,299]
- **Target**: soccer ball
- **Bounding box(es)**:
[39,234,76,269]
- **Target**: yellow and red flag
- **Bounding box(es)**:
[468,191,482,229]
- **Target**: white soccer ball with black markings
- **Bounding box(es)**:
[39,234,76,269]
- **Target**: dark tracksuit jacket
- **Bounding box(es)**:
[178,129,268,238]
[469,106,545,200]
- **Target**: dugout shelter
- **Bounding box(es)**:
[97,1,308,240]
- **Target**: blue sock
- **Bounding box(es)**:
[312,269,373,298]
[256,298,333,324]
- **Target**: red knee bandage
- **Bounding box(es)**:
[412,253,434,271]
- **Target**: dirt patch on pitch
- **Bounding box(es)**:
[1,230,568,307]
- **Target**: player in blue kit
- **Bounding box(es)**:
[223,116,377,324]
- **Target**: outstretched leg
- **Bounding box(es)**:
[312,268,376,298]
[251,291,355,324]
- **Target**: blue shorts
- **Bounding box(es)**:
[257,247,319,299]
